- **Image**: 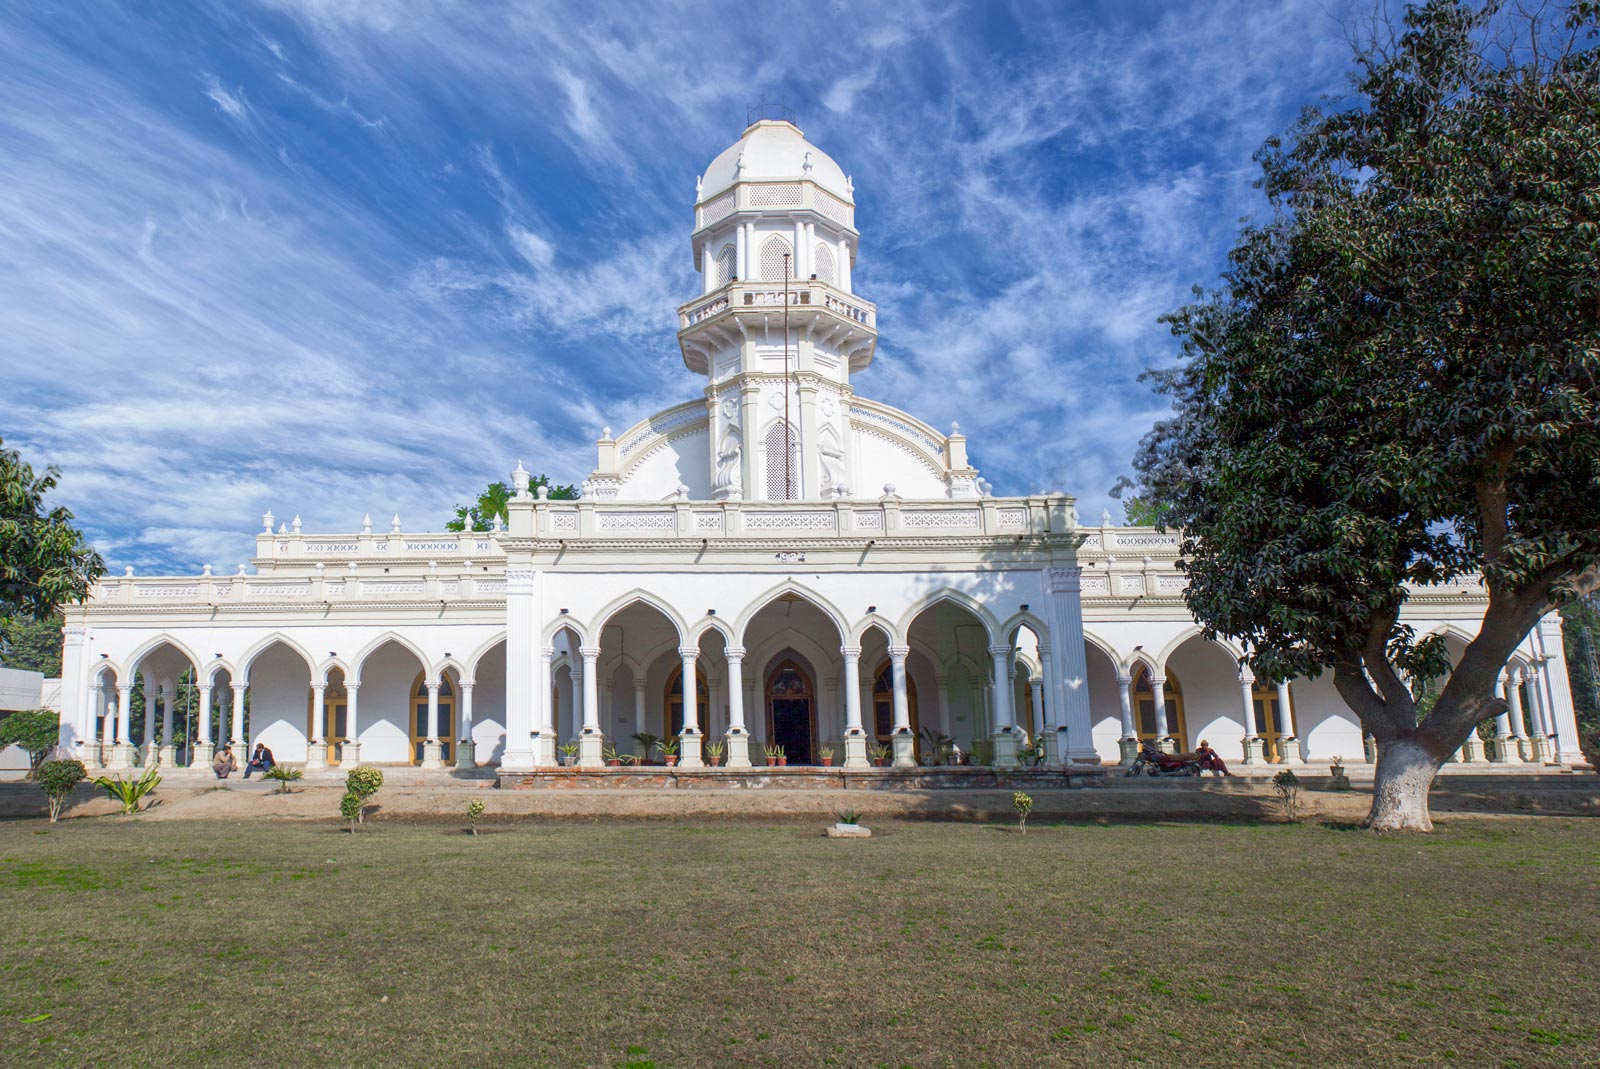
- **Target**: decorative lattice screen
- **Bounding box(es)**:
[764,420,800,500]
[813,243,835,284]
[760,236,793,282]
[716,245,736,284]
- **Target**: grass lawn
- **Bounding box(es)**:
[1,814,1596,1068]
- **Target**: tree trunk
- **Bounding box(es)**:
[1365,736,1448,832]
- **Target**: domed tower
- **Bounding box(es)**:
[677,119,879,502]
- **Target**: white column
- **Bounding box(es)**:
[1115,673,1135,739]
[344,682,362,765]
[1505,674,1527,738]
[502,567,538,769]
[935,677,952,736]
[1492,673,1513,739]
[579,648,601,732]
[1047,566,1096,764]
[837,236,850,292]
[633,682,648,749]
[725,646,751,768]
[140,680,156,751]
[231,682,246,748]
[159,680,175,761]
[460,682,475,740]
[842,645,867,768]
[421,681,443,768]
[889,645,914,768]
[700,241,715,294]
[117,683,134,744]
[1520,668,1546,737]
[1239,670,1266,765]
[678,647,703,768]
[1275,679,1303,764]
[989,644,1018,767]
[735,222,747,281]
[195,684,213,745]
[533,646,556,767]
[455,681,476,769]
[307,682,328,770]
[793,219,804,279]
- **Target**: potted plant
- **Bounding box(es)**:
[705,740,726,767]
[558,742,580,767]
[657,738,680,767]
[868,742,891,768]
[602,745,623,767]
[819,744,835,767]
[633,732,659,764]
[763,743,786,767]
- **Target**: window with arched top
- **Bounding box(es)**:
[716,244,736,285]
[813,243,835,284]
[759,235,793,281]
[764,420,800,500]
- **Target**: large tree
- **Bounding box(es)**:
[1121,1,1600,830]
[0,437,103,626]
[445,475,578,532]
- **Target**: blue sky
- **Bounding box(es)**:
[1,0,1364,573]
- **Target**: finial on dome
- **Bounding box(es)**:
[695,174,703,197]
[262,510,274,534]
[362,513,372,534]
[846,174,854,194]
[950,420,961,435]
[601,426,612,439]
[291,514,302,535]
[735,151,746,177]
[391,513,402,533]
[512,461,531,497]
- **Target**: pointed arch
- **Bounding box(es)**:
[544,617,590,648]
[1080,628,1122,670]
[349,631,433,685]
[1155,626,1244,674]
[239,632,318,678]
[715,244,736,285]
[123,634,203,681]
[763,418,800,501]
[897,589,1000,646]
[813,242,836,284]
[759,234,793,281]
[589,589,688,646]
[313,657,352,686]
[734,580,849,646]
[999,610,1051,649]
[466,633,509,680]
[1125,647,1160,677]
[687,613,737,646]
[202,659,237,687]
[848,612,901,646]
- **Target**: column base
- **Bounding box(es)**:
[1459,734,1487,763]
[1157,736,1178,755]
[107,743,136,771]
[158,744,177,766]
[340,740,361,766]
[305,742,328,770]
[724,731,752,769]
[455,738,476,770]
[891,731,916,769]
[1241,736,1267,766]
[577,732,605,769]
[139,742,158,767]
[1275,737,1304,765]
[500,738,537,771]
[843,732,869,769]
[677,730,704,769]
[1040,728,1062,768]
[190,741,214,768]
[1487,737,1523,764]
[532,732,558,768]
[1533,735,1556,765]
[1517,737,1540,763]
[1117,737,1140,767]
[991,731,1020,768]
[420,739,444,769]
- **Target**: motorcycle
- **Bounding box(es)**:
[1125,741,1203,777]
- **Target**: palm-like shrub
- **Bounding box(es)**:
[93,767,161,815]
[263,766,303,794]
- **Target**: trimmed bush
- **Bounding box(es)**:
[339,790,362,832]
[345,766,383,822]
[0,709,61,777]
[37,759,87,822]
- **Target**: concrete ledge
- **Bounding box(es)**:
[496,766,1089,790]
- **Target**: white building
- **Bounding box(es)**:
[57,121,1583,777]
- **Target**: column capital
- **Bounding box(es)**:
[311,682,327,693]
[840,644,862,659]
[345,681,361,691]
[540,646,555,661]
[1151,675,1167,687]
[1238,669,1256,685]
[987,643,1013,658]
[1047,565,1082,593]
[579,645,601,661]
[678,647,700,662]
[633,680,648,693]
[1036,643,1051,656]
[725,646,747,661]
[888,645,910,661]
[460,680,475,691]
[1115,672,1132,685]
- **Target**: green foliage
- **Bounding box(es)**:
[1013,791,1034,834]
[93,767,160,815]
[867,742,891,764]
[445,476,578,532]
[339,789,362,831]
[0,613,63,676]
[559,742,580,763]
[0,437,105,623]
[762,743,784,761]
[657,738,680,757]
[262,766,303,794]
[36,758,86,822]
[1561,593,1600,759]
[631,732,658,755]
[0,708,60,774]
[704,739,726,759]
[467,798,485,835]
[836,810,861,825]
[1273,770,1303,822]
[1118,495,1171,528]
[345,766,382,823]
[1122,2,1600,827]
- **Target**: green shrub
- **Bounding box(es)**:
[93,767,161,815]
[836,810,861,826]
[263,766,303,794]
[1273,769,1303,822]
[37,759,87,822]
[467,798,486,835]
[339,790,362,832]
[1013,791,1034,835]
[0,709,61,776]
[345,766,383,823]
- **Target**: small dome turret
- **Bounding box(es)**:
[698,120,852,206]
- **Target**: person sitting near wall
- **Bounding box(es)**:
[212,744,238,779]
[244,743,276,779]
[1194,739,1233,777]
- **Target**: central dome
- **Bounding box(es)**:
[699,120,852,205]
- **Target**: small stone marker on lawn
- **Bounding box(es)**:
[827,822,872,838]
